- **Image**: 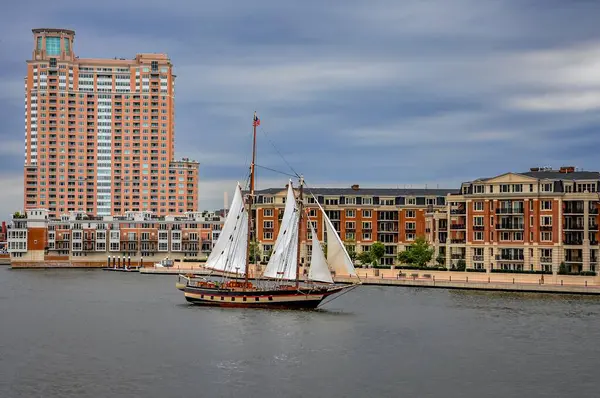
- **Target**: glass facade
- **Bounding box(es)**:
[64,38,70,54]
[36,37,42,50]
[45,37,60,55]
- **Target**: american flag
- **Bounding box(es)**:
[253,113,260,127]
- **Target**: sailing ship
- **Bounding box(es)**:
[179,113,360,309]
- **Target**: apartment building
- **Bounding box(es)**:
[8,209,224,267]
[24,28,198,217]
[252,184,454,266]
[441,167,600,273]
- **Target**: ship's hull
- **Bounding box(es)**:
[183,285,346,309]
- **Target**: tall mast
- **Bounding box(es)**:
[295,175,304,288]
[245,112,258,288]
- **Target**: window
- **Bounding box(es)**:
[500,184,510,193]
[362,210,372,218]
[541,216,552,226]
[474,185,484,194]
[346,210,356,218]
[344,197,356,205]
[381,198,394,206]
[474,231,483,241]
[345,221,356,230]
[64,38,70,54]
[263,232,273,240]
[473,201,484,211]
[405,210,416,218]
[514,232,523,241]
[406,233,415,241]
[362,232,372,241]
[405,222,416,230]
[263,209,273,217]
[541,200,552,210]
[406,197,416,205]
[362,197,372,205]
[362,222,372,230]
[263,221,273,229]
[473,216,484,226]
[512,184,523,193]
[541,232,552,242]
[541,183,553,193]
[262,196,274,204]
[45,37,60,55]
[325,198,339,206]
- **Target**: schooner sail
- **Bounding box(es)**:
[178,113,361,309]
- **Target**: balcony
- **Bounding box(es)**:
[450,238,466,244]
[495,255,524,261]
[495,223,524,230]
[496,208,524,215]
[450,209,466,215]
[472,225,485,231]
[540,256,553,263]
[473,255,484,261]
[563,225,584,231]
[450,224,466,230]
[451,254,465,260]
[563,239,583,245]
[540,225,553,231]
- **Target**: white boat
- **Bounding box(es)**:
[154,257,174,268]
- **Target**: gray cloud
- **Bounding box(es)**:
[1,0,600,217]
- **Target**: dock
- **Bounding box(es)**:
[139,267,600,296]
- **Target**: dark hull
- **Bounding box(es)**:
[183,285,345,309]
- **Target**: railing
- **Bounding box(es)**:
[450,224,466,230]
[563,225,584,230]
[540,256,553,263]
[450,239,466,244]
[451,254,465,260]
[495,224,525,230]
[473,255,484,261]
[540,225,553,231]
[495,256,525,261]
[473,225,485,231]
[563,240,583,245]
[496,208,524,214]
[450,209,466,215]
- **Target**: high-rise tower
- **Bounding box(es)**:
[24,28,198,218]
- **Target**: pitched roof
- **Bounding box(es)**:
[253,187,457,196]
[521,170,600,180]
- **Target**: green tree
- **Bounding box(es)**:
[357,250,372,267]
[370,241,386,266]
[455,259,466,271]
[558,261,568,275]
[345,240,357,262]
[397,236,433,267]
[436,253,445,266]
[249,240,262,263]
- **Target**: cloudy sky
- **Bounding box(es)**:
[1,0,600,216]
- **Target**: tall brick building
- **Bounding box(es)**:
[23,28,198,217]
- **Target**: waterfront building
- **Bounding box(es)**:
[444,166,600,274]
[7,209,224,267]
[252,184,453,267]
[24,28,198,217]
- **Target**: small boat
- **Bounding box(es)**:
[154,257,174,268]
[179,113,360,309]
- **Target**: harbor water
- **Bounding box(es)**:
[1,268,599,397]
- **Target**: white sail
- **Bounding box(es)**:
[263,182,299,280]
[317,201,358,277]
[204,184,248,274]
[308,223,334,284]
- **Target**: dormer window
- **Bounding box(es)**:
[474,185,485,194]
[541,183,553,193]
[345,197,356,205]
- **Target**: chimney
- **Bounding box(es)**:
[351,184,360,191]
[559,166,575,174]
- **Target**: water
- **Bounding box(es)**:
[1,268,599,398]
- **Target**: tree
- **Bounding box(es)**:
[455,259,466,271]
[357,250,372,267]
[370,241,385,266]
[558,261,568,275]
[249,240,262,263]
[436,253,445,266]
[397,236,433,267]
[345,239,357,262]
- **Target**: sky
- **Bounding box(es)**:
[1,0,600,217]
